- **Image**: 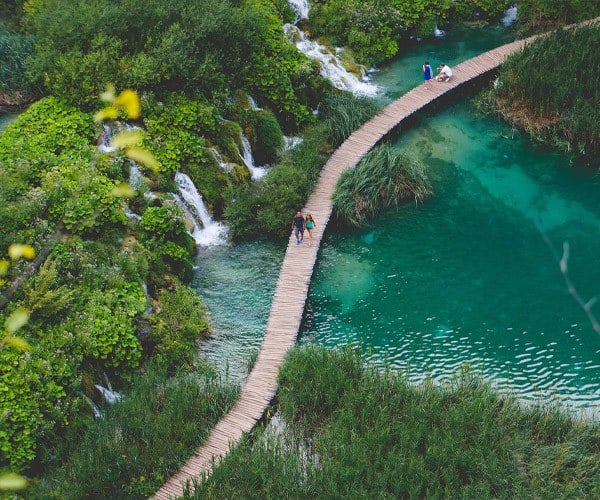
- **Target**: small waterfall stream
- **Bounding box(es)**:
[239,135,268,180]
[173,171,228,247]
[284,1,379,97]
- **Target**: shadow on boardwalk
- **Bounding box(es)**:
[152,19,599,499]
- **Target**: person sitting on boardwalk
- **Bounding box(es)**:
[436,63,453,82]
[291,211,305,244]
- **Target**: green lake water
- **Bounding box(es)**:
[0,113,18,133]
[193,21,600,414]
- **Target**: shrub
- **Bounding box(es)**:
[0,26,36,104]
[149,283,210,371]
[333,143,432,227]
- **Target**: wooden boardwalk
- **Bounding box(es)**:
[152,20,598,499]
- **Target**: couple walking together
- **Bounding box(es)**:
[292,211,315,245]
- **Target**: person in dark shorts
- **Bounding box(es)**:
[291,211,305,244]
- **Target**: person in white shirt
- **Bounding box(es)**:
[436,64,453,82]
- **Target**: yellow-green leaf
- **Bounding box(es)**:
[116,89,141,119]
[93,106,119,123]
[125,146,160,173]
[110,183,135,198]
[8,244,36,261]
[0,472,28,491]
[5,308,30,334]
[111,130,142,149]
[0,260,9,276]
[4,335,32,352]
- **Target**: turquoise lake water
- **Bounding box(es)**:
[193,22,600,414]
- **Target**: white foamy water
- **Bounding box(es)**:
[434,26,446,38]
[284,24,379,97]
[502,6,518,27]
[173,171,228,247]
[284,135,303,151]
[240,135,268,180]
[288,0,309,21]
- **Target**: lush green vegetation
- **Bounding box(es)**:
[333,143,432,227]
[25,0,322,129]
[478,24,600,158]
[224,93,380,241]
[0,26,36,105]
[517,0,600,32]
[307,0,512,64]
[0,96,211,472]
[31,364,238,499]
[192,346,600,498]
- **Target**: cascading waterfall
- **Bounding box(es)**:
[239,134,268,180]
[434,26,446,38]
[173,171,228,247]
[248,95,262,110]
[95,373,122,405]
[288,0,309,21]
[210,147,232,172]
[283,136,303,151]
[284,1,379,97]
[502,6,518,26]
[83,395,103,419]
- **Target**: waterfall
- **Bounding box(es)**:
[97,124,116,153]
[283,24,379,97]
[83,395,103,419]
[248,95,262,110]
[173,171,228,247]
[129,161,144,189]
[434,26,446,38]
[288,0,309,21]
[502,6,517,27]
[239,135,268,180]
[95,373,122,405]
[210,147,232,172]
[283,136,303,151]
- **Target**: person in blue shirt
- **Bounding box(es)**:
[423,61,433,89]
[291,211,305,244]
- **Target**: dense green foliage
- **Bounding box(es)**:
[517,0,600,32]
[479,24,600,158]
[0,26,36,105]
[26,0,322,128]
[333,143,432,227]
[193,346,600,498]
[33,364,238,499]
[0,96,210,471]
[225,93,380,241]
[307,0,511,64]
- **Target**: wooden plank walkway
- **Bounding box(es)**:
[152,19,599,499]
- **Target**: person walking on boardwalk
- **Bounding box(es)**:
[305,214,315,246]
[423,61,433,89]
[291,211,305,244]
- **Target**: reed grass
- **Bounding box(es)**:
[191,345,600,498]
[481,24,600,158]
[333,143,432,227]
[321,92,381,147]
[33,364,239,499]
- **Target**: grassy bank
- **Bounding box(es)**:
[191,346,600,498]
[29,364,238,499]
[477,23,600,160]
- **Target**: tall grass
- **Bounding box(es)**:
[333,143,432,227]
[321,92,381,147]
[191,345,600,498]
[33,364,239,499]
[480,24,600,158]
